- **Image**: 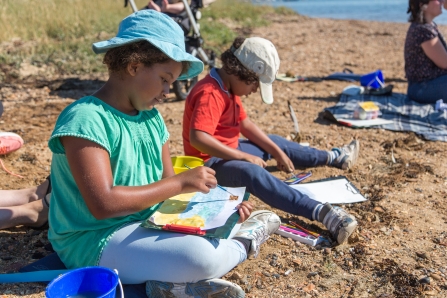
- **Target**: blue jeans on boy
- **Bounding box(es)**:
[407,74,447,104]
[205,134,329,220]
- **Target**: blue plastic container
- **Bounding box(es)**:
[45,266,119,298]
[360,70,384,89]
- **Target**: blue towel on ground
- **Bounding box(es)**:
[324,93,447,142]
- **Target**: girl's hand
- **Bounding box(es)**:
[177,166,217,194]
[237,201,254,223]
[241,153,267,168]
[274,151,295,174]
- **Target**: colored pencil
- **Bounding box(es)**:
[289,221,320,237]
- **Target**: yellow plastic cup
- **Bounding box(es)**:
[171,156,205,174]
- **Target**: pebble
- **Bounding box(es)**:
[419,276,431,284]
[231,272,243,280]
[308,272,319,277]
[262,271,271,277]
[416,252,428,259]
[323,248,331,255]
[245,284,251,292]
[284,269,293,276]
[374,206,385,213]
[273,274,280,279]
[423,290,437,296]
[430,273,442,281]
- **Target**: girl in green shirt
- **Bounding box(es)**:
[47,10,280,298]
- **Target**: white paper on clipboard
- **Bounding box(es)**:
[289,176,366,204]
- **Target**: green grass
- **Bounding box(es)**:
[0,0,296,78]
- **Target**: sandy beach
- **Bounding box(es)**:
[1,13,447,297]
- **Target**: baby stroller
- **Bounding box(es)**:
[124,0,215,101]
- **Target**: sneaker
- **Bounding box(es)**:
[234,210,281,258]
[319,203,358,244]
[331,139,359,170]
[0,132,23,155]
[145,278,245,298]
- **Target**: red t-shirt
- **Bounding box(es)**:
[182,72,247,161]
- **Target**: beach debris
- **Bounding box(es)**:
[285,70,296,78]
[229,195,238,200]
[287,100,301,143]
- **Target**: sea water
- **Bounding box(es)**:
[253,0,447,25]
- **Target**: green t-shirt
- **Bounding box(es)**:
[48,96,169,268]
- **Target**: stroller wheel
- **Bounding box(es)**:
[172,76,199,101]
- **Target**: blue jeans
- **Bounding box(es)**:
[407,74,447,104]
[205,135,329,219]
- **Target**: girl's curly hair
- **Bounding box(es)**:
[103,40,190,75]
[220,37,259,85]
[407,0,430,24]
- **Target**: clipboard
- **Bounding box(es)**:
[289,176,366,204]
[141,192,250,239]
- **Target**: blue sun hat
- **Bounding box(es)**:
[92,10,203,80]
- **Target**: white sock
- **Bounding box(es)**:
[312,204,324,221]
[327,150,340,165]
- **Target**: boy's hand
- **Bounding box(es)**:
[237,201,254,223]
[177,166,217,194]
[274,151,295,174]
[241,153,267,168]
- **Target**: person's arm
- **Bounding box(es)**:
[240,118,295,173]
[162,139,176,178]
[61,136,217,220]
[161,0,185,14]
[147,0,161,12]
[190,129,266,167]
[421,37,447,69]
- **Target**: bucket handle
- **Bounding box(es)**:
[114,269,124,298]
[366,76,384,88]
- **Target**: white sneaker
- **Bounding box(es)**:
[331,140,360,170]
[234,210,281,258]
[145,278,245,298]
[319,203,358,244]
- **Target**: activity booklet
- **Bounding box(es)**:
[141,187,248,239]
[289,176,366,204]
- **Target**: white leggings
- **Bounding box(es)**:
[98,222,246,284]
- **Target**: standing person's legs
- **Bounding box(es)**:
[206,158,319,219]
[407,75,447,104]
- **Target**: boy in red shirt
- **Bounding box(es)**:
[183,37,359,244]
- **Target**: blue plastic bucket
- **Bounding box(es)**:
[360,70,384,89]
[45,266,119,298]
